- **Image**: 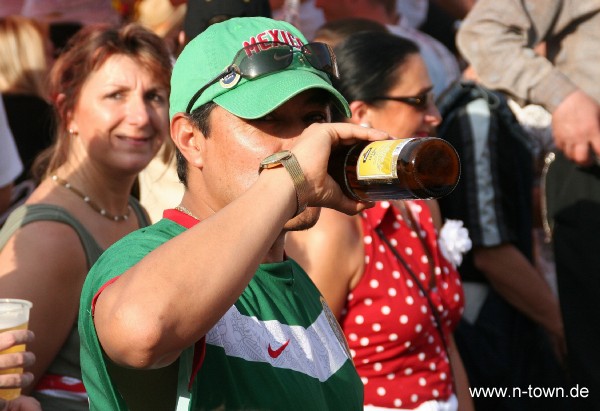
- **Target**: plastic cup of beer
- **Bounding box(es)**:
[0,299,32,400]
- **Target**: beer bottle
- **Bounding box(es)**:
[328,137,460,201]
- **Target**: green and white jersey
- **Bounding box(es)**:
[79,210,363,411]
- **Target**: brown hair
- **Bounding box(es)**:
[33,23,173,181]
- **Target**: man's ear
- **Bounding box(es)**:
[171,113,204,169]
[348,100,372,126]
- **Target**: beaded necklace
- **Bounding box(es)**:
[51,175,131,222]
[174,205,200,220]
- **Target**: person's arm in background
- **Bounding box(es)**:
[456,0,600,166]
[473,244,566,360]
[0,330,40,411]
[551,90,600,166]
[448,334,474,411]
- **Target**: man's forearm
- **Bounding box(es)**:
[473,244,563,337]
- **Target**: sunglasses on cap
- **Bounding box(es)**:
[368,90,434,111]
[185,41,339,113]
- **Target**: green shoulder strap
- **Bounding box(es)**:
[0,198,151,268]
[0,204,103,267]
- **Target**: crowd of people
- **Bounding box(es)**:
[0,0,597,410]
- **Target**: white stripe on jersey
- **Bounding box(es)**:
[206,305,350,381]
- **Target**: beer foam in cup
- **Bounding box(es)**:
[0,299,32,329]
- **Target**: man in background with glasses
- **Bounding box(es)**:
[78,16,388,410]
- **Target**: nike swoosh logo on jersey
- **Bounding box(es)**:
[268,339,290,358]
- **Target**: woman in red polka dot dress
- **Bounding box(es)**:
[287,30,474,411]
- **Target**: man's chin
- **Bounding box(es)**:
[283,206,321,232]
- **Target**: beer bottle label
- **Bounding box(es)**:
[356,139,414,180]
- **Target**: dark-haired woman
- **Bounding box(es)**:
[287,30,473,411]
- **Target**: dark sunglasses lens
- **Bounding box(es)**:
[238,43,293,79]
[403,93,429,110]
[416,93,433,109]
[414,96,428,109]
[302,43,337,77]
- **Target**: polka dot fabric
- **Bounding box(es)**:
[340,201,464,409]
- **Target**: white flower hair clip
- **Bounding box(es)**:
[438,219,472,268]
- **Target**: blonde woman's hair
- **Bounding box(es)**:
[0,15,49,98]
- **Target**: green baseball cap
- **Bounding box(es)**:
[169,16,350,120]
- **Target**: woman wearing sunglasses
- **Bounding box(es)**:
[286,29,474,411]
